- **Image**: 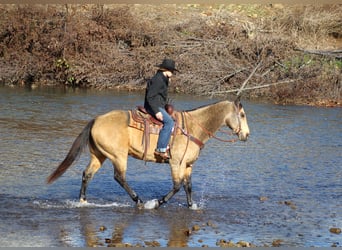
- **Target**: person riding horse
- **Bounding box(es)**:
[47,98,250,209]
[46,59,250,209]
[144,59,179,160]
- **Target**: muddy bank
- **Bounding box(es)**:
[0,4,341,106]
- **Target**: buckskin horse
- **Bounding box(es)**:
[47,97,249,209]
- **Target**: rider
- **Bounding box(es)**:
[144,58,179,160]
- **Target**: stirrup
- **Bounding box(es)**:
[154,150,170,160]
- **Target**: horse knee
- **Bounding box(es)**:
[114,172,125,184]
[184,180,192,191]
[82,171,93,183]
[173,181,182,192]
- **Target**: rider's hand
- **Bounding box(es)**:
[155,112,163,121]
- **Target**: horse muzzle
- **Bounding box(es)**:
[238,131,249,141]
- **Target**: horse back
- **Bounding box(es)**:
[91,110,130,146]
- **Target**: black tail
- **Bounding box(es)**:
[46,119,95,184]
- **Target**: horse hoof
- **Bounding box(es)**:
[189,203,199,210]
[143,199,159,209]
[136,201,144,210]
[80,198,87,204]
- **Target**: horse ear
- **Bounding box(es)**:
[234,95,241,107]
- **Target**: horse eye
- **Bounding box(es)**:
[240,113,245,118]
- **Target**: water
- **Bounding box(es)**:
[0,86,341,247]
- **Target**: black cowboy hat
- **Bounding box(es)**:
[157,59,179,73]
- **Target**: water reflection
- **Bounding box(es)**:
[78,209,103,247]
[72,207,194,247]
[166,219,190,247]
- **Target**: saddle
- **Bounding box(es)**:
[128,105,179,161]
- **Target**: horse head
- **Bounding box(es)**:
[225,96,250,141]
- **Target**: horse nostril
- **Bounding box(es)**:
[240,132,249,141]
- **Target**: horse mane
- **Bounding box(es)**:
[185,99,241,113]
[185,100,222,112]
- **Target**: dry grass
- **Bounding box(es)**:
[263,5,342,49]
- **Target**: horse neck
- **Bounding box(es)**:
[186,101,232,143]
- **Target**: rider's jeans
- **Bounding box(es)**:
[156,107,174,152]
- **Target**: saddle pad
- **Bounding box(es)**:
[128,110,162,134]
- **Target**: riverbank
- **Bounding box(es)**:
[0,4,341,106]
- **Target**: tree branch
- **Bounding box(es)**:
[217,67,247,84]
[295,48,342,59]
[210,79,297,95]
[236,61,262,96]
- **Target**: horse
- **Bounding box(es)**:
[46,97,250,209]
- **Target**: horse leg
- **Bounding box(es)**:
[114,171,143,205]
[112,158,143,206]
[157,163,185,208]
[157,181,182,208]
[79,153,105,203]
[183,164,194,208]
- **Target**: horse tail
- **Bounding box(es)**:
[46,119,95,184]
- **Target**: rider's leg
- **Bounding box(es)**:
[156,107,174,154]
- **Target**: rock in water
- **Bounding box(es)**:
[329,228,341,234]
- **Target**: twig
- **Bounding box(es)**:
[275,60,286,68]
[295,48,342,59]
[217,67,246,84]
[236,61,262,96]
[210,79,297,94]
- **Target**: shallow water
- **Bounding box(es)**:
[0,86,341,247]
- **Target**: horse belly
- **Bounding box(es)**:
[128,127,159,161]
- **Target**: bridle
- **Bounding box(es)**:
[182,104,241,144]
[232,102,242,136]
[173,107,241,165]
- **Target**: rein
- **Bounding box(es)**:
[173,105,240,166]
[184,111,239,143]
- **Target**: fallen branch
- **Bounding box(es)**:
[210,79,297,94]
[217,67,247,84]
[295,48,342,59]
[236,61,262,96]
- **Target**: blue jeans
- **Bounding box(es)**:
[156,107,174,152]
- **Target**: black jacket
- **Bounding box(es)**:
[144,71,169,116]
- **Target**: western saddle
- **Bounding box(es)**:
[128,105,180,161]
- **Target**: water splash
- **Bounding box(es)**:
[144,199,159,209]
[189,203,200,210]
[32,199,131,209]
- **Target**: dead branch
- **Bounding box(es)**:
[236,61,262,96]
[295,48,342,59]
[217,67,247,84]
[210,79,297,95]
